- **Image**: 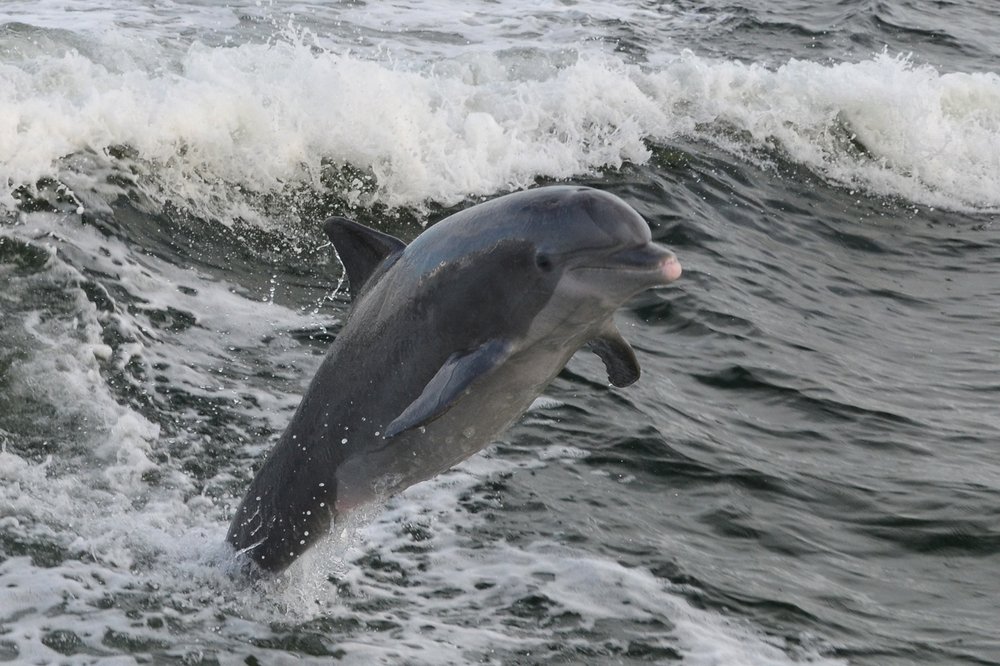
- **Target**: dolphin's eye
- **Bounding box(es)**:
[535,253,554,272]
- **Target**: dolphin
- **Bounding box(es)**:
[227,186,681,573]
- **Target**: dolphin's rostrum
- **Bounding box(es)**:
[227,186,682,573]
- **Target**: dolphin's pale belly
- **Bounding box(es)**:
[227,338,577,573]
[333,343,574,511]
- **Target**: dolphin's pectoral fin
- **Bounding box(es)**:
[384,339,513,439]
[588,325,640,387]
[323,217,407,299]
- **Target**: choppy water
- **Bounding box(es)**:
[1,1,999,664]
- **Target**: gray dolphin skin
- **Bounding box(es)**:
[227,186,682,573]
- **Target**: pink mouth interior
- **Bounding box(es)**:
[660,256,682,282]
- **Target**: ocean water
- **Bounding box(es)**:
[1,0,999,664]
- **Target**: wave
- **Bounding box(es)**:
[2,26,999,222]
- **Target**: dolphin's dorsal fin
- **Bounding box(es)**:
[384,339,513,438]
[323,217,407,299]
[588,323,640,387]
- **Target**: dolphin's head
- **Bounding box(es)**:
[519,187,681,319]
[399,186,680,346]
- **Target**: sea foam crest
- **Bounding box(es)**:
[2,31,998,216]
[657,50,1000,211]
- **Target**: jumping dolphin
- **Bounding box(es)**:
[227,186,682,573]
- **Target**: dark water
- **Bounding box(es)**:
[1,1,999,664]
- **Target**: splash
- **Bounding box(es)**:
[3,28,999,222]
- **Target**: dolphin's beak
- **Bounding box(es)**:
[608,243,682,285]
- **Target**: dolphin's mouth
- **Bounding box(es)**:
[581,243,682,285]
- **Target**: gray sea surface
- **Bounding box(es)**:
[1,1,998,664]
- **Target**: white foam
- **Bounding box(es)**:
[650,50,1000,211]
[0,220,328,659]
[290,449,849,665]
[3,28,998,218]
